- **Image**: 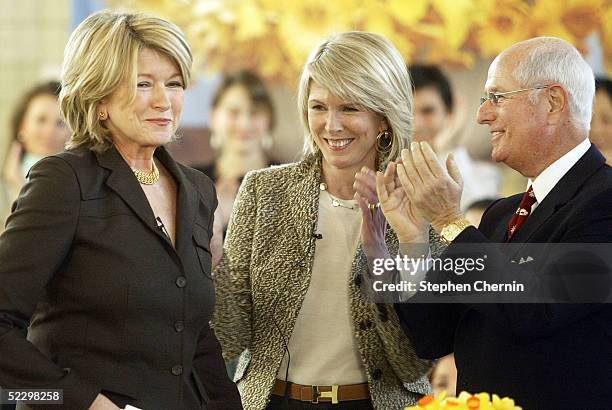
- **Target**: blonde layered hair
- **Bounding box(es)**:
[298,31,413,165]
[60,10,192,152]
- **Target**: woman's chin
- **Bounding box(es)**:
[322,155,361,171]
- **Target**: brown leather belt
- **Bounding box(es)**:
[271,379,370,404]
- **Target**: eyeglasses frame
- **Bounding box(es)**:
[479,85,552,106]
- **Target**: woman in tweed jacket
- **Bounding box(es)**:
[212,32,433,410]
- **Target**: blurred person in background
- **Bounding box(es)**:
[194,70,276,231]
[0,81,70,231]
[0,10,241,410]
[590,77,612,163]
[211,31,433,409]
[409,64,500,210]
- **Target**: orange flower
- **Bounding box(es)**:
[405,390,522,409]
[418,395,436,406]
[467,395,481,409]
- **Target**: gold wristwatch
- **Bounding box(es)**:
[439,218,473,244]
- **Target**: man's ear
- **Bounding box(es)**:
[547,85,568,125]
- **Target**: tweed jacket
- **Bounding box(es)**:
[211,153,433,410]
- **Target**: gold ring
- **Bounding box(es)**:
[368,202,380,211]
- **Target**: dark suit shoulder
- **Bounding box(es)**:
[53,145,97,168]
[51,147,110,200]
[551,161,612,227]
[19,153,83,203]
[574,162,612,198]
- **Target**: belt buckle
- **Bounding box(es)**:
[311,385,339,404]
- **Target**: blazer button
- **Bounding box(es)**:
[174,320,185,332]
[371,368,382,380]
[354,275,363,286]
[171,365,183,376]
[175,276,187,288]
[359,319,372,331]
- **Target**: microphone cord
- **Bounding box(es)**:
[267,220,320,409]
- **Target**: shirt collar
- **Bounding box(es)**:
[528,138,591,204]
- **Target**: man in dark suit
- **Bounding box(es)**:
[387,37,612,409]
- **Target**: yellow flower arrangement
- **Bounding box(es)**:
[527,0,608,54]
[474,0,531,57]
[110,0,611,83]
[405,391,522,410]
[602,6,612,73]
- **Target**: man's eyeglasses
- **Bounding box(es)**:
[480,85,550,106]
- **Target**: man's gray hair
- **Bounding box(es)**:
[512,37,595,131]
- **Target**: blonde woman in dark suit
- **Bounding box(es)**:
[0,11,241,410]
[212,32,433,410]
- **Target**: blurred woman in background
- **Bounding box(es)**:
[195,70,276,230]
[0,81,69,229]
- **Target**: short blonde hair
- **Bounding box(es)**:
[61,10,192,152]
[297,31,413,165]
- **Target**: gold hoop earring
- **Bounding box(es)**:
[376,130,392,153]
[99,112,107,120]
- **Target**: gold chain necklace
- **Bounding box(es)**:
[133,162,160,185]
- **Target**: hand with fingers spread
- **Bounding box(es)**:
[374,160,428,244]
[398,141,464,232]
[354,166,388,259]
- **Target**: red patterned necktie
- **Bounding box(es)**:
[506,186,537,242]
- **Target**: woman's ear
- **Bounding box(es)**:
[380,117,389,132]
[97,100,108,120]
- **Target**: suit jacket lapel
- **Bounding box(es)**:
[511,145,606,246]
[155,147,198,258]
[287,154,321,257]
[95,146,161,238]
[95,145,199,255]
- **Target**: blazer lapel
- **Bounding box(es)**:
[511,145,606,246]
[95,146,162,238]
[287,154,321,257]
[155,147,199,258]
[95,145,199,253]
